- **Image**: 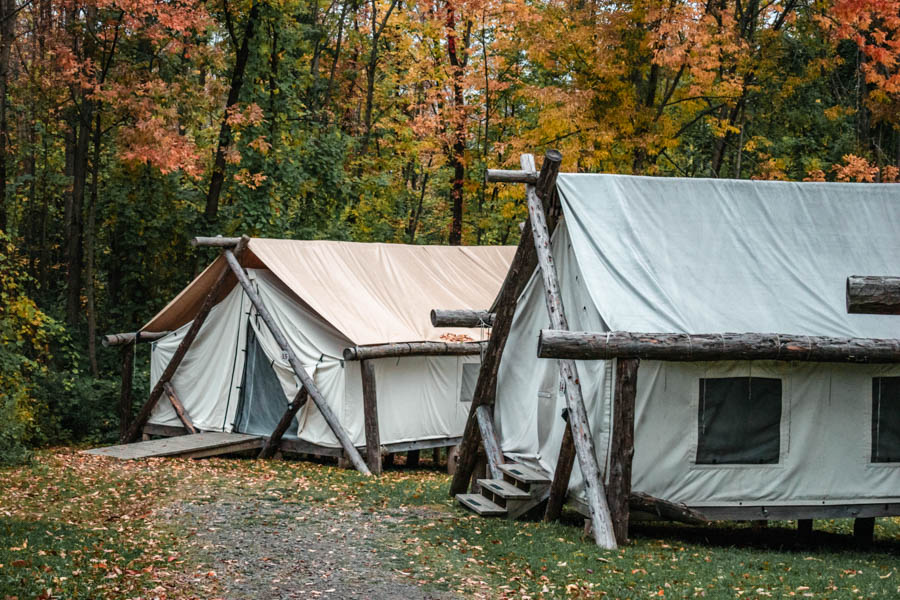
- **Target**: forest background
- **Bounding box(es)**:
[0,0,898,461]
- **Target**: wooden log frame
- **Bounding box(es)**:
[522,151,617,549]
[222,247,372,475]
[121,236,250,443]
[485,169,538,184]
[607,359,639,543]
[191,236,243,247]
[360,359,382,475]
[847,275,900,315]
[449,151,559,498]
[430,309,495,328]
[163,382,198,434]
[258,388,309,459]
[342,341,485,361]
[538,330,900,363]
[103,330,169,347]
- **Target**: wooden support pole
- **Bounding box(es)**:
[475,404,504,479]
[607,358,639,544]
[847,275,900,315]
[485,169,538,184]
[342,341,485,361]
[407,449,420,468]
[797,519,813,542]
[122,237,248,443]
[258,388,308,459]
[450,151,559,497]
[525,151,617,549]
[430,309,495,328]
[538,330,900,363]
[853,517,875,545]
[191,236,243,247]
[163,381,198,434]
[103,331,169,347]
[223,248,372,476]
[545,424,575,522]
[360,359,382,475]
[118,343,134,440]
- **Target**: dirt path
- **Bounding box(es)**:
[163,492,458,599]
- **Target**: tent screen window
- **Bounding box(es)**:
[872,377,900,463]
[696,377,781,465]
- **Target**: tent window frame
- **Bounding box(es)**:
[693,375,784,467]
[871,376,900,464]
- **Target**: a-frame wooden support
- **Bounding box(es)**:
[121,237,250,443]
[222,245,372,475]
[258,388,308,458]
[163,382,199,434]
[520,152,617,549]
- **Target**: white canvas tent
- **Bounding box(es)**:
[448,151,900,548]
[132,239,514,467]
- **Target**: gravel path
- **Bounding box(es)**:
[164,493,458,599]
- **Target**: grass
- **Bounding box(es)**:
[1,449,898,599]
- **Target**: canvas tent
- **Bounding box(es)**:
[446,151,900,548]
[115,238,514,472]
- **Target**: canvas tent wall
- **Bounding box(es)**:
[494,174,900,515]
[139,239,515,451]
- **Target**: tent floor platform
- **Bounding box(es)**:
[84,432,263,460]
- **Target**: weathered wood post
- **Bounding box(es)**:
[607,358,639,544]
[522,151,617,549]
[118,343,134,440]
[121,238,249,443]
[360,359,382,475]
[449,151,559,497]
[163,382,198,434]
[258,388,308,458]
[222,246,372,475]
[475,404,504,479]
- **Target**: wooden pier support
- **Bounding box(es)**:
[121,237,249,443]
[223,246,372,475]
[360,359,382,475]
[847,275,900,315]
[607,358,639,544]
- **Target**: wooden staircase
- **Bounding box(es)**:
[457,462,551,519]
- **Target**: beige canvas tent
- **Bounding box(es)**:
[108,238,514,473]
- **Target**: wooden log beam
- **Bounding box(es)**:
[847,275,900,315]
[103,331,169,347]
[360,359,382,475]
[259,388,308,458]
[450,151,559,497]
[191,236,243,247]
[121,237,249,443]
[342,341,485,361]
[629,492,707,525]
[430,309,495,328]
[163,382,198,434]
[475,404,504,479]
[485,169,538,184]
[524,151,617,549]
[607,358,639,544]
[538,330,900,363]
[118,343,134,440]
[223,248,372,476]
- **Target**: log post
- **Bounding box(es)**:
[360,359,382,475]
[449,151,559,496]
[607,358,639,544]
[797,519,813,542]
[524,151,617,549]
[163,381,198,434]
[223,247,372,475]
[118,343,134,440]
[121,237,248,443]
[853,517,875,546]
[538,330,900,364]
[258,388,308,459]
[475,404,504,479]
[847,275,900,315]
[407,450,420,468]
[544,424,575,522]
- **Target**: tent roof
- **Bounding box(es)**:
[142,239,515,346]
[557,174,900,338]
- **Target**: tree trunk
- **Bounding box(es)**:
[85,112,102,376]
[0,0,13,232]
[445,2,466,245]
[204,1,261,223]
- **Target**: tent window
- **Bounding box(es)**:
[872,377,900,463]
[696,377,781,465]
[459,363,480,403]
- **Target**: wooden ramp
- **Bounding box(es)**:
[84,432,263,460]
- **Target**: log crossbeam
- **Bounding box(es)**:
[343,341,485,361]
[103,331,169,347]
[430,309,495,328]
[847,275,900,315]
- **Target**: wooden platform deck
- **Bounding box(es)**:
[83,432,263,460]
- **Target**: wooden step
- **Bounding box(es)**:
[477,478,532,500]
[456,493,507,516]
[498,462,551,485]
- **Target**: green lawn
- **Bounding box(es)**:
[1,450,898,599]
